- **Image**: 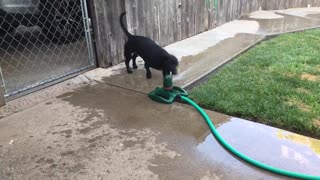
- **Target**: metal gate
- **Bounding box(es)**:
[0,0,95,98]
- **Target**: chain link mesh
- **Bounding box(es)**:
[0,0,94,97]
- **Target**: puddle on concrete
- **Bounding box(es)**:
[197,118,320,175]
[277,131,320,155]
[101,67,163,94]
[242,13,320,34]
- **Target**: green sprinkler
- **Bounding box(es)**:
[148,73,188,104]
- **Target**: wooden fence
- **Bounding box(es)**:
[90,0,320,67]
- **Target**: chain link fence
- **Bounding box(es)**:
[0,0,94,97]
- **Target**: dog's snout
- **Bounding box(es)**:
[172,69,178,75]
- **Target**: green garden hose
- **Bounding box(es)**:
[180,96,320,180]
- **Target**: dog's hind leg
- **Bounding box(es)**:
[124,45,133,74]
[132,52,138,69]
[145,64,152,79]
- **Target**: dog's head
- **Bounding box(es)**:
[163,54,179,75]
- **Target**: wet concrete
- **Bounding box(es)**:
[306,13,320,20]
[274,8,320,20]
[175,33,263,88]
[1,82,319,179]
[242,12,320,35]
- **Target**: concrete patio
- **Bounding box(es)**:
[1,8,320,180]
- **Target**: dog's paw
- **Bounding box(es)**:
[133,65,138,69]
[127,69,133,74]
[146,73,152,79]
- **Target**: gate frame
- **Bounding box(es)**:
[81,0,96,68]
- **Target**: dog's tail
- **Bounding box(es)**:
[120,12,133,38]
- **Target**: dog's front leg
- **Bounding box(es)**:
[125,60,133,74]
[145,64,152,79]
[132,53,138,69]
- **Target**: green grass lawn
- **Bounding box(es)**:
[190,29,320,138]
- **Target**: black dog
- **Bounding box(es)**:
[120,12,178,79]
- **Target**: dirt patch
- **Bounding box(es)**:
[314,120,320,128]
[286,99,311,112]
[301,73,318,81]
[296,88,311,94]
[286,72,295,78]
